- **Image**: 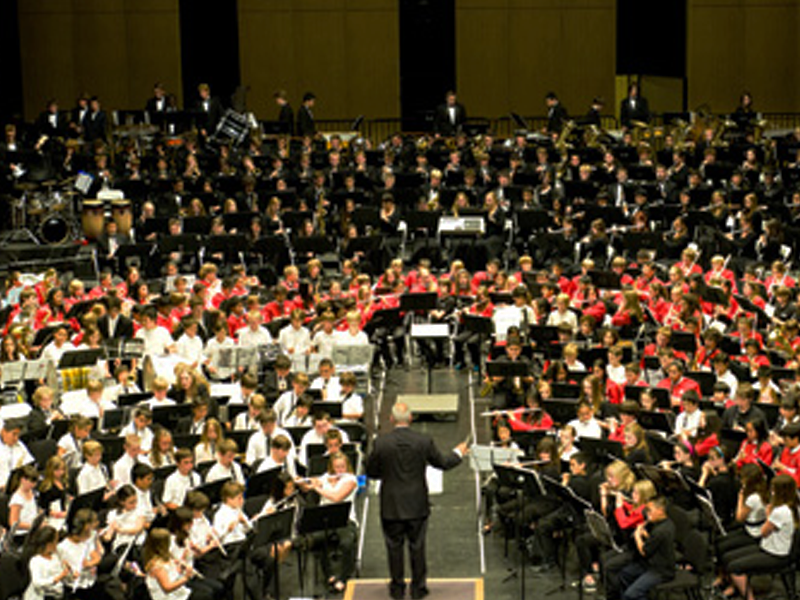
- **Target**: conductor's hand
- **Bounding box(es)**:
[455,442,469,457]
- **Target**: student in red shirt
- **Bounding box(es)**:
[735,416,773,469]
[656,360,701,408]
[773,423,800,487]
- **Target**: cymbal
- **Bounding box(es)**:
[630,120,650,129]
[14,182,38,191]
[722,119,737,128]
[61,190,79,197]
[40,180,58,187]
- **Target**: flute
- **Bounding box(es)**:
[176,557,204,580]
[204,516,228,557]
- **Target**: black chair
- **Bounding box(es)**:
[27,438,57,468]
[741,527,800,600]
[650,528,710,600]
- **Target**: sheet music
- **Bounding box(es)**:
[469,444,522,471]
[1,361,26,385]
[410,323,450,338]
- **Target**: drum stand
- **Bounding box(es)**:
[5,190,40,245]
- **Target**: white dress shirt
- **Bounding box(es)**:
[278,325,312,356]
[162,470,201,507]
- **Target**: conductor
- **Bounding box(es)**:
[366,402,469,600]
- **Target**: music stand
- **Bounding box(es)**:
[399,292,438,312]
[66,487,105,528]
[254,507,296,600]
[295,502,352,597]
[636,464,689,497]
[578,437,624,463]
[638,410,674,435]
[194,477,231,506]
[585,508,623,553]
[58,348,104,370]
[246,466,280,498]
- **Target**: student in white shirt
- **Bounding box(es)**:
[8,465,39,536]
[61,379,116,420]
[57,415,93,470]
[57,508,104,595]
[120,406,155,452]
[76,440,114,498]
[546,293,578,334]
[713,353,739,400]
[102,484,147,552]
[233,393,266,431]
[606,345,627,386]
[142,377,176,409]
[132,463,161,524]
[674,391,702,438]
[237,310,273,348]
[727,475,799,599]
[257,434,297,478]
[227,372,258,406]
[143,528,195,600]
[163,449,202,511]
[339,372,364,421]
[301,452,359,592]
[40,324,73,367]
[213,481,251,547]
[299,413,350,466]
[175,319,204,369]
[278,309,312,357]
[283,395,314,428]
[334,311,369,346]
[205,439,245,484]
[310,358,341,401]
[0,419,34,492]
[203,322,236,381]
[106,364,142,403]
[114,434,149,486]
[567,402,603,440]
[194,418,224,465]
[136,306,177,357]
[245,408,295,466]
[273,372,310,425]
[312,312,338,360]
[23,525,70,600]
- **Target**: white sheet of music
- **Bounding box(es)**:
[410,323,449,338]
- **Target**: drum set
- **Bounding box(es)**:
[12,180,133,246]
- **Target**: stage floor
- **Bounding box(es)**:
[344,578,483,600]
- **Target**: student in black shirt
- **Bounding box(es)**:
[611,496,676,600]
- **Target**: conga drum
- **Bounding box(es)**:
[81,199,105,240]
[112,198,133,236]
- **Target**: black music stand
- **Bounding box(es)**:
[194,477,231,506]
[66,487,105,527]
[494,464,544,599]
[578,437,624,464]
[539,474,593,596]
[58,348,104,371]
[296,502,352,597]
[638,410,675,436]
[246,466,281,498]
[399,292,438,313]
[254,507,296,600]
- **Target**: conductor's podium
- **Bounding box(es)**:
[344,578,484,600]
[398,393,459,416]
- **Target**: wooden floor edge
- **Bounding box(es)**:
[345,577,485,600]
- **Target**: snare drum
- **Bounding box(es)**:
[112,199,133,236]
[81,199,105,240]
[38,213,71,244]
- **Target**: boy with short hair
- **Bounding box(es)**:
[113,434,146,485]
[340,372,364,421]
[76,440,112,496]
[233,393,266,431]
[58,415,93,470]
[274,372,310,425]
[120,406,154,451]
[162,448,201,510]
[143,377,174,408]
[0,419,34,491]
[206,439,245,484]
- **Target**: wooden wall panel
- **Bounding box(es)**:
[456,0,616,120]
[238,0,400,121]
[688,0,799,113]
[19,0,181,120]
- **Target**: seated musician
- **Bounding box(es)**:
[485,336,534,409]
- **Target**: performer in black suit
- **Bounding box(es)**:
[68,94,90,139]
[433,90,467,137]
[274,89,294,135]
[195,83,224,136]
[35,99,67,138]
[145,82,168,126]
[83,96,108,142]
[366,402,468,600]
[545,92,569,134]
[620,83,650,129]
[297,92,317,138]
[98,296,134,340]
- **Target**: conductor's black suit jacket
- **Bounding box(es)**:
[366,426,462,520]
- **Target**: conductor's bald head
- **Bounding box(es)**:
[391,402,412,426]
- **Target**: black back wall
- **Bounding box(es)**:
[0,0,23,123]
[617,0,686,78]
[179,0,241,109]
[399,0,456,131]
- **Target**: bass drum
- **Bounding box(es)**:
[38,213,71,244]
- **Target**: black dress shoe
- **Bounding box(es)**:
[389,584,406,599]
[411,587,429,599]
